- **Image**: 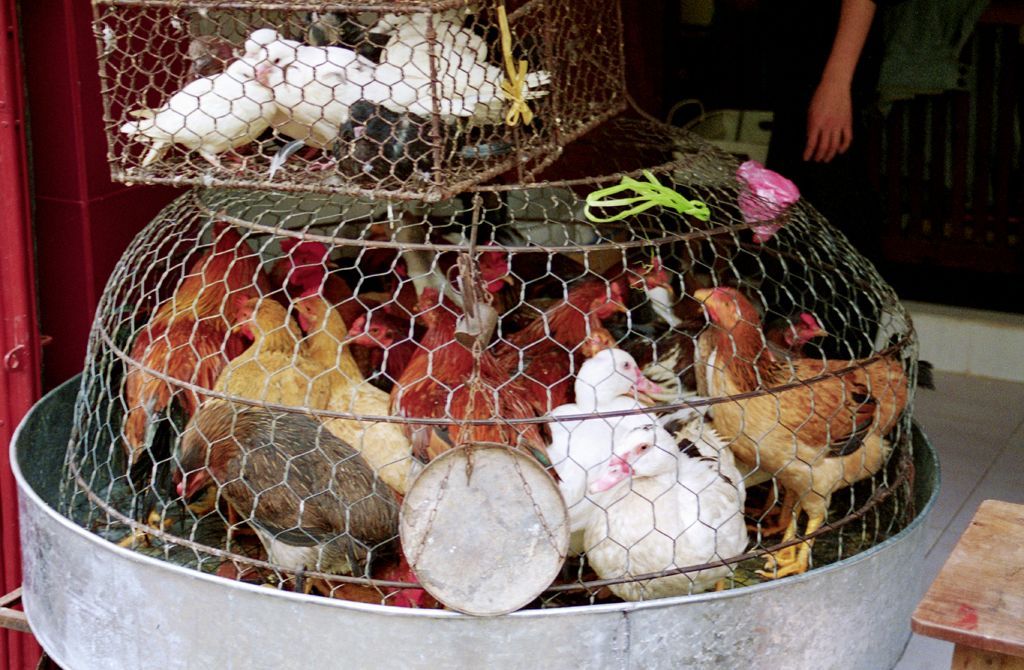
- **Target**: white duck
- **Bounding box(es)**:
[548,348,663,551]
[583,418,748,600]
[244,29,375,149]
[119,58,276,168]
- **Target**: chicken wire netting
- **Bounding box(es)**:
[60,118,924,610]
[94,0,626,201]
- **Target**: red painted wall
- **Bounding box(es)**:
[19,1,180,392]
[0,1,178,667]
[0,0,41,665]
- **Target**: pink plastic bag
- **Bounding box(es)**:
[736,160,800,243]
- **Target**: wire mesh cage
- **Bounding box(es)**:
[61,117,924,612]
[93,0,626,201]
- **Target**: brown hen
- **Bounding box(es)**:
[122,224,269,465]
[392,288,549,466]
[346,310,422,389]
[213,296,332,410]
[492,276,628,414]
[176,400,398,591]
[694,287,909,578]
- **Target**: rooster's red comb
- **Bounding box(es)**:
[212,223,245,251]
[416,287,441,313]
[281,238,330,262]
[795,312,825,331]
[348,313,367,334]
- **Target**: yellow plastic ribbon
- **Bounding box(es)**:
[497,5,533,126]
[584,171,712,223]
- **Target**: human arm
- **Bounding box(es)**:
[804,0,877,162]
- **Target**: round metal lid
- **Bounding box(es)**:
[399,444,570,616]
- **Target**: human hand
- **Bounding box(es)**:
[803,79,853,163]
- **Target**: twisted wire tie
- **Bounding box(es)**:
[497,5,534,127]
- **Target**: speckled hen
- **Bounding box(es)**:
[176,400,398,588]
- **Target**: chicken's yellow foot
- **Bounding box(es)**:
[757,512,822,579]
[116,509,173,548]
[186,485,218,516]
[758,543,809,579]
[116,528,149,548]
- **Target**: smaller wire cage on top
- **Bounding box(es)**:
[93,0,627,201]
[61,120,923,610]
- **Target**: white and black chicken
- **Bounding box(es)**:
[346,16,551,125]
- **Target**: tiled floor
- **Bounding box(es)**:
[893,371,1024,669]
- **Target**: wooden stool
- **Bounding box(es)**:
[912,500,1024,669]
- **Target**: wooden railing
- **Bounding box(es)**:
[874,16,1023,278]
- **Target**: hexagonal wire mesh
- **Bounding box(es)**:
[60,118,923,610]
[93,0,626,201]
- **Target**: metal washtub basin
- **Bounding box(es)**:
[13,375,940,670]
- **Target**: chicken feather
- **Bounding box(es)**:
[120,59,275,167]
[122,225,268,466]
[293,294,415,495]
[493,277,627,414]
[177,400,398,584]
[392,289,549,465]
[213,297,332,411]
